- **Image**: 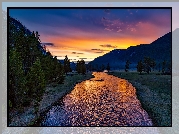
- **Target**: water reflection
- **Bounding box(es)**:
[41,72,152,126]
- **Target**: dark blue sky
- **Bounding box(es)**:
[9,8,171,62]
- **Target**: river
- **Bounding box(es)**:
[41,72,153,126]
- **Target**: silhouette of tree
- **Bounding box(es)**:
[81,60,86,74]
[125,60,130,72]
[106,63,110,72]
[150,59,156,71]
[162,60,166,74]
[76,59,86,74]
[143,57,152,74]
[166,61,171,75]
[137,60,143,74]
[64,55,71,74]
[101,64,105,72]
[52,56,64,83]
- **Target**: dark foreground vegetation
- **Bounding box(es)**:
[9,16,64,120]
[109,71,171,126]
[8,16,89,126]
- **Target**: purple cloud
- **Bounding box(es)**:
[41,43,54,46]
[91,49,109,53]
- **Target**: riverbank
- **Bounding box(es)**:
[109,71,171,126]
[41,72,153,126]
[9,72,94,126]
[39,73,94,114]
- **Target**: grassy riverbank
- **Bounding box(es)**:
[39,73,94,113]
[9,72,93,126]
[9,71,171,126]
[109,71,171,126]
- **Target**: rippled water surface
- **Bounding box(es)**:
[41,72,152,126]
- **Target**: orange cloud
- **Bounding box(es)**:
[41,21,169,62]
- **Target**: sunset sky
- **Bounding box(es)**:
[9,8,171,62]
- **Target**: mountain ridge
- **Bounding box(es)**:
[88,31,172,70]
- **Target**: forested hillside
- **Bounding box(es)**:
[8,16,64,115]
[88,31,171,71]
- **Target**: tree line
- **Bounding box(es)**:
[63,55,87,75]
[87,57,171,75]
[9,17,65,115]
[124,57,171,74]
[87,63,110,72]
[136,57,171,75]
[9,16,89,116]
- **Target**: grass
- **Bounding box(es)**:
[9,72,94,126]
[109,71,171,126]
[39,73,94,112]
[30,72,94,126]
[13,70,171,126]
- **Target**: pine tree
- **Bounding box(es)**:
[150,59,156,71]
[101,64,105,72]
[106,63,110,72]
[81,60,86,75]
[166,61,171,74]
[64,55,71,74]
[143,57,151,74]
[76,59,86,74]
[9,48,27,108]
[53,56,65,83]
[137,60,143,74]
[41,51,54,82]
[125,60,130,72]
[26,58,46,115]
[162,60,166,74]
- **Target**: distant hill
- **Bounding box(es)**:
[88,31,172,70]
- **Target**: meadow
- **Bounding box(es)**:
[109,71,171,126]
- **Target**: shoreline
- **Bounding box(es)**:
[9,71,171,126]
[109,71,171,126]
[9,72,94,126]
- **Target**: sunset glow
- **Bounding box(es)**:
[9,8,171,62]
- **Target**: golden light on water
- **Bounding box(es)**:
[42,72,153,126]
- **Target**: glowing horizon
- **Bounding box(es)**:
[9,8,171,62]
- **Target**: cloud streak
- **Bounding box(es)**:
[91,48,110,53]
[72,52,84,54]
[99,44,117,48]
[41,43,54,46]
[79,58,87,59]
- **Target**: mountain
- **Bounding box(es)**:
[88,31,172,70]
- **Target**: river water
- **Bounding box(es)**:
[41,72,153,126]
